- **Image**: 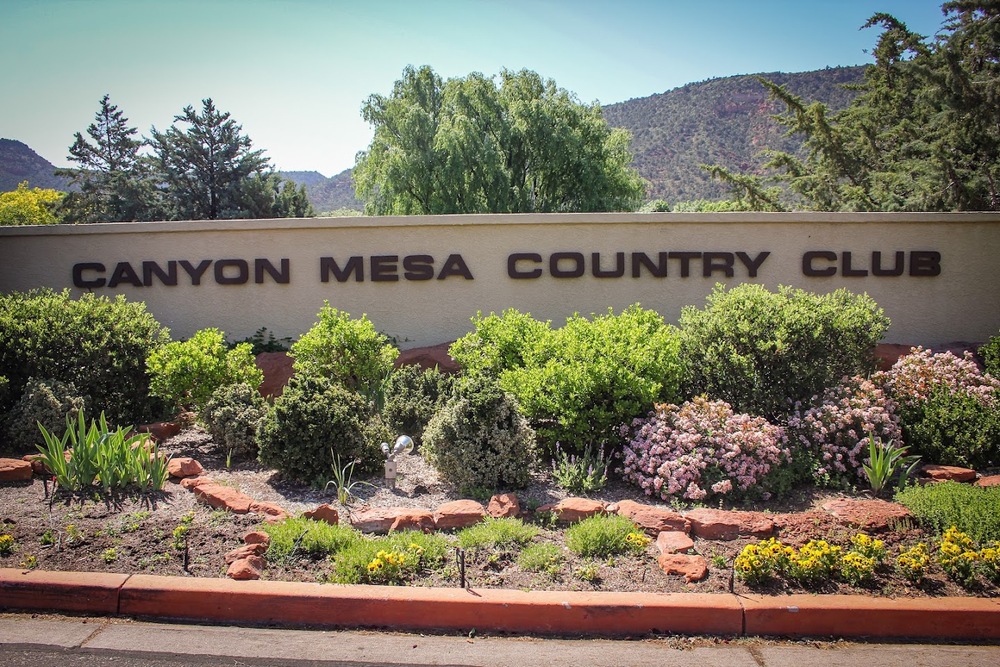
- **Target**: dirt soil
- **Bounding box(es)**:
[0,426,994,599]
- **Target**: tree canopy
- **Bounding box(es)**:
[709,1,1000,212]
[0,181,64,226]
[353,66,645,215]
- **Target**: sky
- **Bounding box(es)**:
[1,0,949,177]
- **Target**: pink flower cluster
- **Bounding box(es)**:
[783,376,900,486]
[621,396,788,502]
[877,347,999,409]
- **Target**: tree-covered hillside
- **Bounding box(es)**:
[0,139,72,192]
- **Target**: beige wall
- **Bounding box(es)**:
[1,212,997,348]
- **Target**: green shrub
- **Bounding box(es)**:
[0,289,169,424]
[895,482,1000,543]
[381,365,455,446]
[257,375,380,485]
[146,328,262,412]
[290,303,398,400]
[457,517,539,550]
[262,516,362,563]
[3,378,84,454]
[565,514,649,558]
[678,283,889,419]
[981,333,1000,378]
[199,383,269,460]
[896,388,1000,469]
[422,377,537,493]
[451,305,684,453]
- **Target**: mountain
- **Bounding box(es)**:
[280,169,361,213]
[602,66,865,204]
[0,139,71,192]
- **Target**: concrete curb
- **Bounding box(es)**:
[2,568,1000,640]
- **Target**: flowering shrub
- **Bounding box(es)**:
[880,348,1000,468]
[783,376,901,487]
[621,397,788,502]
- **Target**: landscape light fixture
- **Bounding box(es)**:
[381,435,414,490]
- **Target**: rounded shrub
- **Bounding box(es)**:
[450,308,552,379]
[257,375,381,485]
[3,377,85,454]
[146,328,263,412]
[0,289,169,424]
[200,382,269,460]
[290,303,398,400]
[381,365,455,447]
[678,283,889,419]
[621,396,789,503]
[422,377,537,493]
[981,332,1000,379]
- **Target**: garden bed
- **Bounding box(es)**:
[1,426,996,600]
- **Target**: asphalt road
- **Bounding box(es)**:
[2,614,999,666]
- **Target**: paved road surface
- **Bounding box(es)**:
[2,613,998,666]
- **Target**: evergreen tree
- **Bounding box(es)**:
[239,173,315,218]
[149,99,270,220]
[57,95,161,222]
[354,66,645,214]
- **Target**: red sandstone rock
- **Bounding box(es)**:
[389,511,436,533]
[976,475,1000,488]
[820,498,912,531]
[656,531,695,554]
[166,457,204,478]
[657,553,709,582]
[921,464,977,483]
[550,498,606,524]
[193,483,253,513]
[686,508,775,541]
[352,507,426,534]
[433,500,487,530]
[225,543,268,564]
[137,421,181,443]
[227,555,265,580]
[180,476,214,490]
[256,352,294,399]
[394,342,460,373]
[0,458,32,482]
[250,501,289,522]
[487,493,521,518]
[243,531,271,547]
[303,504,340,525]
[610,500,690,535]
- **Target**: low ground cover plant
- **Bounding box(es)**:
[146,328,263,413]
[621,396,788,502]
[895,482,1000,544]
[678,283,889,419]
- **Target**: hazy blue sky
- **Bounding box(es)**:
[2,0,947,176]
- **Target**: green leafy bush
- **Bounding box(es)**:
[3,378,84,454]
[897,388,1000,469]
[0,289,169,424]
[422,377,537,493]
[678,283,889,419]
[895,482,1000,543]
[146,328,262,412]
[981,333,1000,379]
[199,383,269,460]
[381,365,455,446]
[257,375,380,485]
[290,303,398,400]
[565,514,649,558]
[451,305,684,453]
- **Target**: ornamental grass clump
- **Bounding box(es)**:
[782,376,901,488]
[331,531,448,585]
[457,517,539,550]
[565,514,648,559]
[621,396,788,503]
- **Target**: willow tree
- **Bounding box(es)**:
[354,66,645,215]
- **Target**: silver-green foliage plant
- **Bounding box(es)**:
[36,410,170,493]
[290,303,398,402]
[146,328,263,412]
[4,377,84,454]
[381,365,455,447]
[199,382,268,460]
[422,378,537,493]
[257,375,381,485]
[679,283,889,419]
[450,305,683,454]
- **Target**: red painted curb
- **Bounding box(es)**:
[741,594,1000,640]
[119,574,742,636]
[0,568,128,614]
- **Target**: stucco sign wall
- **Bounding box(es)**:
[1,212,997,348]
